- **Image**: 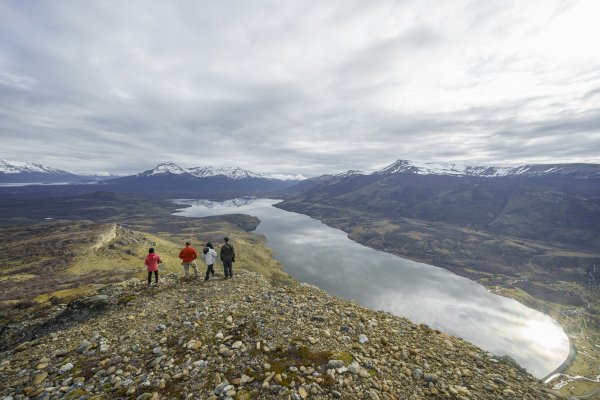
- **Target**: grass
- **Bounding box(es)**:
[0,193,296,357]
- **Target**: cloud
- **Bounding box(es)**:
[0,0,599,176]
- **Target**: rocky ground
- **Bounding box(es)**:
[0,269,564,400]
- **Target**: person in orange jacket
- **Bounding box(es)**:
[178,241,199,280]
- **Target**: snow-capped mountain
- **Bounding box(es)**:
[0,160,68,175]
[0,160,116,184]
[136,162,306,181]
[372,160,600,179]
[187,166,306,181]
[104,162,305,195]
[137,162,189,177]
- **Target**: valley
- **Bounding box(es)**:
[275,165,600,398]
[1,159,599,398]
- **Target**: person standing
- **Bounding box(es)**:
[202,242,218,281]
[144,248,161,286]
[219,237,235,279]
[178,241,199,280]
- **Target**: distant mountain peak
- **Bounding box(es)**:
[137,162,189,177]
[187,165,306,181]
[133,162,306,181]
[0,159,67,174]
[373,159,600,179]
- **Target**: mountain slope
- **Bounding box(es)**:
[0,269,558,399]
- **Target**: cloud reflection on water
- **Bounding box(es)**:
[174,197,569,378]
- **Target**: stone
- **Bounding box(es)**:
[298,386,308,399]
[327,360,344,369]
[232,341,243,349]
[347,361,361,375]
[59,363,73,374]
[32,372,48,385]
[77,340,91,353]
[187,339,203,350]
[423,373,438,383]
[358,334,368,344]
[412,368,423,380]
[226,315,233,323]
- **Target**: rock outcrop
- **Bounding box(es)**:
[0,270,561,399]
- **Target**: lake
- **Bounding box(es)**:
[173,197,570,378]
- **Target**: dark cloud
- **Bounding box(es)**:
[0,0,599,176]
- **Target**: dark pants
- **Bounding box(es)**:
[147,271,158,284]
[204,264,215,280]
[223,260,233,278]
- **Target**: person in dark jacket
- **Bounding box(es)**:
[219,237,235,279]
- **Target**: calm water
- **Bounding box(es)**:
[173,197,569,378]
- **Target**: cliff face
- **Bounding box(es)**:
[0,269,561,400]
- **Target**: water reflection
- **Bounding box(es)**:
[173,197,569,378]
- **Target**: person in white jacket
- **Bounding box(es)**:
[202,242,218,281]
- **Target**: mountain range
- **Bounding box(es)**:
[276,158,600,286]
[0,160,114,183]
[0,160,306,194]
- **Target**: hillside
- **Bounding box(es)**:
[0,268,562,400]
[275,163,600,398]
[0,193,567,399]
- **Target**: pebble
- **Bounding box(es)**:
[231,341,243,349]
[32,372,48,385]
[298,386,308,399]
[59,363,73,374]
[347,361,361,375]
[328,360,344,369]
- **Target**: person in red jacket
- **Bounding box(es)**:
[178,241,199,280]
[144,248,162,286]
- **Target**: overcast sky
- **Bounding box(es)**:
[1,0,599,176]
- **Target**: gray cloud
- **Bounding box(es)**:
[0,0,599,176]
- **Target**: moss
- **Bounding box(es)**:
[118,294,137,305]
[332,350,353,366]
[269,345,332,378]
[64,388,88,398]
[236,390,252,400]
